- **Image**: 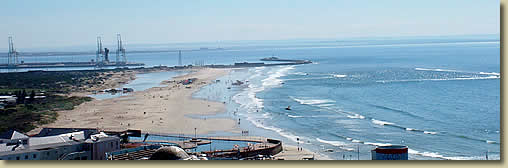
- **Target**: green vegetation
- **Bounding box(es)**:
[0,68,169,133]
[0,94,92,133]
[0,70,112,134]
[0,70,109,93]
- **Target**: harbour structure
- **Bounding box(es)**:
[1,35,144,69]
[7,36,20,67]
[96,36,105,66]
[116,34,127,65]
[260,56,312,64]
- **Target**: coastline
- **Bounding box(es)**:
[26,66,325,160]
[29,68,239,135]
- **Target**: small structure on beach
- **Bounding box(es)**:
[181,78,198,85]
[232,80,244,86]
[123,88,134,93]
[371,145,408,160]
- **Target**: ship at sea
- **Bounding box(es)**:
[260,56,280,61]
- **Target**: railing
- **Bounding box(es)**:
[105,144,166,160]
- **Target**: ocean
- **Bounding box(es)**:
[193,36,501,160]
[2,35,500,160]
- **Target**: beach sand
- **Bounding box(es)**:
[30,68,238,135]
[275,145,331,160]
[28,67,325,160]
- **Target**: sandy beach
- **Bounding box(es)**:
[26,67,326,160]
[275,145,331,160]
[30,68,238,135]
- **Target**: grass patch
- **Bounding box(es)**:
[0,95,92,133]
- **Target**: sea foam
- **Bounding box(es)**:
[316,138,347,147]
[290,97,336,105]
[371,119,395,126]
[347,114,366,119]
[288,115,304,118]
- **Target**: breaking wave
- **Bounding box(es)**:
[249,118,301,143]
[316,138,357,151]
[290,72,309,76]
[288,115,304,118]
[415,68,459,72]
[290,96,336,105]
[234,65,305,144]
[479,72,500,76]
[261,66,294,87]
[407,149,497,160]
[376,76,499,83]
[284,76,335,81]
[347,114,366,119]
[371,119,395,126]
[316,138,347,146]
[423,131,438,135]
[408,149,445,159]
[416,68,500,76]
[333,74,347,78]
[364,142,393,146]
[315,104,335,107]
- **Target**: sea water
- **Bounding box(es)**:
[193,36,500,160]
[88,71,188,100]
[3,35,500,160]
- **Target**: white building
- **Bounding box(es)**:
[0,130,120,160]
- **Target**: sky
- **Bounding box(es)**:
[0,0,500,51]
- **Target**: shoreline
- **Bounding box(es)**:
[275,145,331,160]
[27,66,325,160]
[29,67,239,135]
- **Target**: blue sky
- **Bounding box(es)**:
[0,0,500,50]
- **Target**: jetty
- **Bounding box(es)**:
[207,57,312,68]
[260,56,312,63]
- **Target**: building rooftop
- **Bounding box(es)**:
[1,130,119,157]
[0,130,28,140]
[34,127,99,138]
[29,131,85,147]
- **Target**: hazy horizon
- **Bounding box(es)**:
[0,33,501,53]
[1,0,500,51]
